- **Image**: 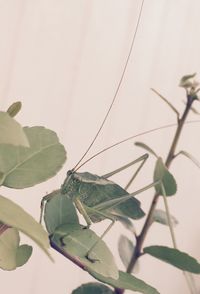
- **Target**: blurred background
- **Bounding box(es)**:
[0,0,200,293]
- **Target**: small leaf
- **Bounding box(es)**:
[7,101,22,117]
[44,190,79,234]
[16,244,32,267]
[0,195,51,259]
[71,282,114,294]
[90,270,160,294]
[178,150,200,169]
[0,111,29,147]
[118,235,135,269]
[144,246,200,273]
[135,142,158,158]
[0,227,19,270]
[0,227,32,270]
[51,224,119,279]
[153,209,178,227]
[151,88,179,116]
[0,126,66,188]
[190,105,200,115]
[153,158,177,196]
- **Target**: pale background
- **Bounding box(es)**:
[0,1,200,293]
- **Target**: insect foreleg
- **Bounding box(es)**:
[39,193,55,223]
[74,198,92,228]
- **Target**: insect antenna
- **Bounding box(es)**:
[76,119,200,170]
[73,0,145,172]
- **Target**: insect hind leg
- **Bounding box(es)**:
[102,154,148,190]
[85,207,116,262]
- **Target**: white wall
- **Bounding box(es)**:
[0,1,200,293]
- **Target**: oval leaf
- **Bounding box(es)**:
[16,244,32,267]
[144,245,200,274]
[0,227,33,270]
[0,126,66,188]
[0,111,29,147]
[44,190,79,234]
[153,209,178,227]
[118,235,135,269]
[0,227,19,270]
[50,223,118,279]
[90,270,160,294]
[0,195,51,259]
[153,158,177,196]
[71,282,114,294]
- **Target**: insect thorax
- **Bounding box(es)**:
[61,170,109,201]
[60,170,80,199]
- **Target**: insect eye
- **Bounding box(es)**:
[73,178,80,185]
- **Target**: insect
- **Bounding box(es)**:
[59,156,159,255]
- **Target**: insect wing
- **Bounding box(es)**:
[77,172,145,221]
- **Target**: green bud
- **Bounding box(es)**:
[179,73,196,88]
[7,101,22,117]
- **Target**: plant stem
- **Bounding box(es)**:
[114,95,195,294]
[50,238,87,271]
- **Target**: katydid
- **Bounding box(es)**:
[40,152,160,262]
[61,154,151,228]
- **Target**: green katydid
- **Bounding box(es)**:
[39,0,158,262]
[59,157,160,257]
[40,145,161,263]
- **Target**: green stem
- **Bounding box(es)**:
[114,96,195,294]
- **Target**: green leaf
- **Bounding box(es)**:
[0,227,32,270]
[44,190,79,234]
[135,142,158,158]
[50,223,119,279]
[90,271,160,294]
[153,158,177,196]
[0,111,29,147]
[16,244,32,267]
[0,195,51,259]
[118,235,135,269]
[179,73,196,88]
[6,101,22,117]
[153,209,178,227]
[0,227,19,270]
[0,126,66,188]
[144,246,200,274]
[71,282,114,294]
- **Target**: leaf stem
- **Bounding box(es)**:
[114,95,196,294]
